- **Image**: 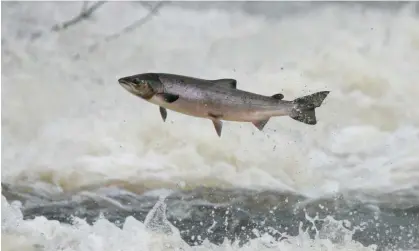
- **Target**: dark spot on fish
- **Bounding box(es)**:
[174,79,184,85]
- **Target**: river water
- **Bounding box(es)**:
[1,2,419,251]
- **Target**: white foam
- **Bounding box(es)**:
[1,5,419,248]
[1,195,378,251]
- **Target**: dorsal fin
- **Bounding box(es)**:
[271,93,284,100]
[211,79,237,89]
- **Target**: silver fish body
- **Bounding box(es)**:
[118,73,330,137]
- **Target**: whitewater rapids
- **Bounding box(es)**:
[2,2,419,251]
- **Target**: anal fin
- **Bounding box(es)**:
[252,118,270,131]
[159,106,167,122]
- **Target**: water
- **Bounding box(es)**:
[1,1,419,251]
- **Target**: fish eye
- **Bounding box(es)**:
[132,78,143,85]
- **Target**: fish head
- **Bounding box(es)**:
[118,73,162,99]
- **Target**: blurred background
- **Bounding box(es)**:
[2,1,419,251]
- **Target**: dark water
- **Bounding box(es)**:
[2,183,419,250]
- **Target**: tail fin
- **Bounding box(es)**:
[289,91,330,125]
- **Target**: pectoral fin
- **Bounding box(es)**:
[211,79,237,89]
[159,106,167,122]
[252,119,270,131]
[161,93,179,103]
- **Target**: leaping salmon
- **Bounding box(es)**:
[117,72,330,137]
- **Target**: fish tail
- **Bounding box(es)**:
[289,91,330,125]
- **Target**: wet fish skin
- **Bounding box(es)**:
[117,73,330,137]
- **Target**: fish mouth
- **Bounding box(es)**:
[118,77,134,90]
[118,77,130,85]
[117,77,135,94]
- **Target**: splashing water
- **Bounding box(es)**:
[2,195,379,251]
